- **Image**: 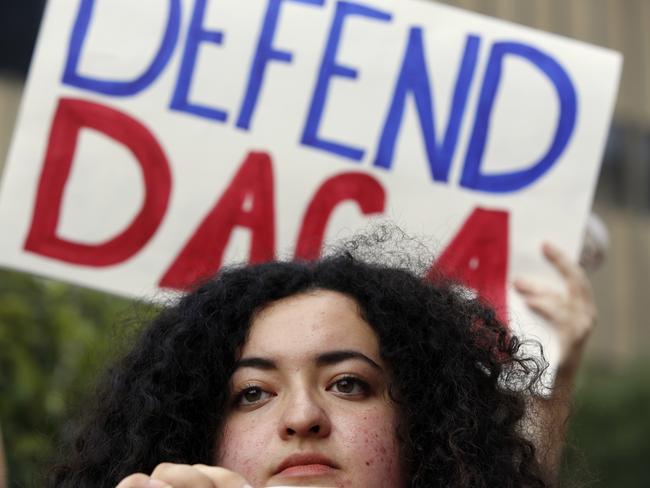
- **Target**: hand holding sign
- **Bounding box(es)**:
[515,242,596,370]
[115,464,252,488]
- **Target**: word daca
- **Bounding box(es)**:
[24,98,509,320]
[64,0,577,193]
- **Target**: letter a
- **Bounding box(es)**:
[427,207,509,323]
[159,151,275,290]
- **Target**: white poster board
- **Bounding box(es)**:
[0,0,621,366]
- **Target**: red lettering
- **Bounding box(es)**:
[24,97,171,266]
[160,151,275,290]
[294,172,386,260]
[428,207,509,323]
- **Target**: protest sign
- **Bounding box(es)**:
[0,0,621,365]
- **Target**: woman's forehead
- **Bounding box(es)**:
[241,290,381,362]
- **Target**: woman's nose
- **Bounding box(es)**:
[279,389,331,439]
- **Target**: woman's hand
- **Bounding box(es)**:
[514,242,596,373]
[115,463,252,488]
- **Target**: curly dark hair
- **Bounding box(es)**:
[47,247,550,487]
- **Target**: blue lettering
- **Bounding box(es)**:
[374,30,479,182]
[301,1,392,161]
[170,0,228,121]
[63,0,180,96]
[236,0,325,131]
[460,41,577,193]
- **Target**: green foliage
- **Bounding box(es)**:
[0,270,152,487]
[560,361,650,487]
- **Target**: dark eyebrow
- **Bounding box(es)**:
[316,350,383,371]
[234,357,277,370]
[234,350,382,371]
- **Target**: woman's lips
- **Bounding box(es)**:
[274,453,339,478]
[277,463,337,477]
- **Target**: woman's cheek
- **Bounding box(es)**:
[215,419,271,485]
[338,408,404,488]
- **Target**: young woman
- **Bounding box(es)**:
[47,239,594,488]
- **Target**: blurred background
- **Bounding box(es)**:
[0,0,648,486]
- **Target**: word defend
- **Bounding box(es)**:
[63,0,576,193]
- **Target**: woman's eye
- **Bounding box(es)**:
[330,376,370,396]
[236,386,271,406]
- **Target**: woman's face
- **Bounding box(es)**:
[215,290,404,488]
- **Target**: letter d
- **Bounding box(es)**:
[63,0,181,96]
[24,98,172,266]
[460,41,577,193]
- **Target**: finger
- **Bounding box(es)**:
[150,463,215,488]
[542,242,591,297]
[115,473,170,488]
[542,242,576,279]
[521,293,563,323]
[513,277,548,295]
[192,465,252,488]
